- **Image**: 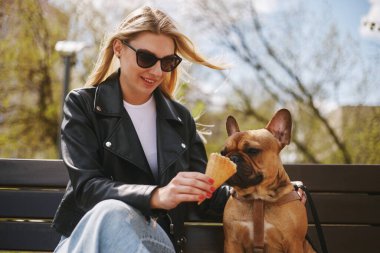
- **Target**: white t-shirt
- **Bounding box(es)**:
[123,96,158,179]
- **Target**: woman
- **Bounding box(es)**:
[52,6,229,253]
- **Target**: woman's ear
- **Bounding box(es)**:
[113,39,122,58]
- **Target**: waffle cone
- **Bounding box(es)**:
[198,153,237,204]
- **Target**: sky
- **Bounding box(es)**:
[59,0,380,107]
[324,0,379,52]
[317,0,379,105]
[83,0,380,64]
[252,0,377,43]
[161,0,377,42]
[253,0,379,55]
[158,0,380,107]
[256,0,379,106]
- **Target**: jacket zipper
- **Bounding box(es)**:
[166,213,174,235]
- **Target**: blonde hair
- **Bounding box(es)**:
[85,6,223,98]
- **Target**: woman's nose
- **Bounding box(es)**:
[149,61,163,76]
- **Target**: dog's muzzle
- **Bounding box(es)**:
[226,154,263,188]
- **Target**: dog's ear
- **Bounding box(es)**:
[265,109,292,149]
[226,116,240,136]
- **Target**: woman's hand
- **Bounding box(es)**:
[150,172,215,210]
[292,181,307,205]
[297,187,307,205]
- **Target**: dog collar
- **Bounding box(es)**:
[230,189,301,205]
[230,189,257,202]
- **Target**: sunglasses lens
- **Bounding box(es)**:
[136,50,158,68]
[135,49,182,72]
[161,55,182,72]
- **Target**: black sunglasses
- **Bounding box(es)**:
[121,40,182,72]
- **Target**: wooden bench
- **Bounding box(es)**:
[0,158,379,253]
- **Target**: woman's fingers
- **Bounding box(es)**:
[150,185,203,210]
[180,171,214,183]
[174,172,215,193]
[150,172,216,210]
[173,184,207,196]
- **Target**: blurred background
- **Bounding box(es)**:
[0,0,379,163]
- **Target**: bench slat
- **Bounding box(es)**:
[308,225,380,253]
[0,190,64,219]
[1,221,379,253]
[3,191,377,224]
[184,224,380,253]
[185,225,223,253]
[0,221,60,251]
[1,159,379,252]
[187,193,380,225]
[286,164,380,193]
[1,160,379,193]
[306,193,380,225]
[0,158,68,187]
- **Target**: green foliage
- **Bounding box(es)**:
[292,105,380,164]
[0,0,69,158]
[0,0,378,165]
[338,106,380,164]
[183,0,380,164]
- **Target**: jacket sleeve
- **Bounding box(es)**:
[61,90,157,216]
[187,114,231,217]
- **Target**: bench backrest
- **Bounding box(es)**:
[0,159,67,251]
[185,164,380,253]
[1,159,379,252]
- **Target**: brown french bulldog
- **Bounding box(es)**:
[222,109,315,253]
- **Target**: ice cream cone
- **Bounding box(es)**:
[198,153,237,204]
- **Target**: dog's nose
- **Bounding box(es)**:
[229,155,241,164]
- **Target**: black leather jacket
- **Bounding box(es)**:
[52,71,229,251]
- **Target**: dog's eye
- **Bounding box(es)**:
[246,148,261,155]
[220,149,227,156]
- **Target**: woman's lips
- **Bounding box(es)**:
[141,76,157,87]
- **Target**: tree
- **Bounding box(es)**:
[181,0,379,164]
[0,0,68,158]
[50,0,144,87]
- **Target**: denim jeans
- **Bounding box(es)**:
[53,199,175,253]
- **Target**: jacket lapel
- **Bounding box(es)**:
[93,71,188,181]
[154,91,188,178]
[93,72,152,178]
[107,113,152,176]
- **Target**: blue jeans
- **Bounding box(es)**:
[53,199,175,253]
